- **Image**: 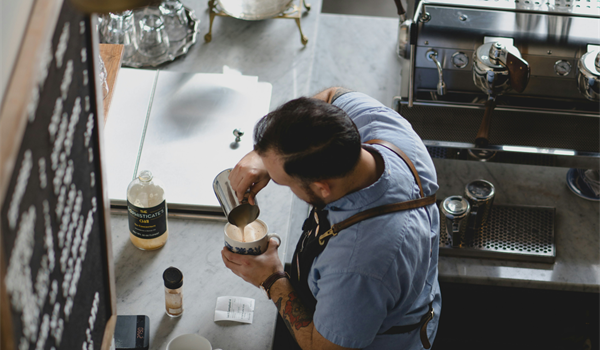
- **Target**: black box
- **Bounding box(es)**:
[114,315,150,350]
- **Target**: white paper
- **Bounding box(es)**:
[214,296,255,324]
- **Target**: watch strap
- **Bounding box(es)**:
[261,271,289,299]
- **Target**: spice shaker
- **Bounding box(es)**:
[163,267,183,317]
[127,170,169,250]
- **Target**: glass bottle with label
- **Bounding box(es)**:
[127,170,168,250]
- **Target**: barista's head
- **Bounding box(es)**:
[253,97,361,182]
[253,97,362,208]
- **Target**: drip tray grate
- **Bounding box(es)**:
[439,204,556,263]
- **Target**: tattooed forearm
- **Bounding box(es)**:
[330,88,354,103]
[275,291,314,342]
[275,296,298,342]
[284,291,313,330]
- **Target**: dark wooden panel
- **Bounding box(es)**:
[0,1,116,350]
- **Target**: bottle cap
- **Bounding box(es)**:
[139,170,153,182]
[163,267,183,289]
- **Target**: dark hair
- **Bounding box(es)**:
[253,97,361,182]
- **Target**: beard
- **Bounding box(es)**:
[301,181,326,210]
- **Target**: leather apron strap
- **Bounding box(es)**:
[365,139,426,197]
[317,139,436,245]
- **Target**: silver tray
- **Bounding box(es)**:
[216,0,295,20]
[122,6,199,68]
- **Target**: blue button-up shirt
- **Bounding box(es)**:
[308,92,441,349]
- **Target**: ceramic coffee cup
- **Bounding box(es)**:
[167,334,212,350]
[224,219,281,255]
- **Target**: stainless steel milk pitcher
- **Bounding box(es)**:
[440,195,470,248]
[464,179,496,233]
[213,168,260,227]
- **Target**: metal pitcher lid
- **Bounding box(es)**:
[465,179,495,200]
[441,195,470,216]
[465,180,496,200]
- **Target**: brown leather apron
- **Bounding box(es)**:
[288,139,436,349]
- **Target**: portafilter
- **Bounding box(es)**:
[472,42,530,147]
[577,50,600,102]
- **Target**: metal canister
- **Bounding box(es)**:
[464,179,495,230]
[213,169,260,227]
[440,196,470,248]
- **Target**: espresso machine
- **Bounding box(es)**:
[393,0,599,262]
[394,0,599,169]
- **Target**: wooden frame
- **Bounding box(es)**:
[89,14,118,350]
[1,0,63,347]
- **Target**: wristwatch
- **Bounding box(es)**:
[260,271,289,299]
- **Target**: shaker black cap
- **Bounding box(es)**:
[163,267,183,289]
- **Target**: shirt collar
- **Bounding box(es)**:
[324,144,390,211]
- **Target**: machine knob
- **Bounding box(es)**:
[233,129,244,143]
[230,129,244,149]
[489,42,503,62]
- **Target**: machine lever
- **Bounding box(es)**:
[505,51,530,93]
[393,0,406,20]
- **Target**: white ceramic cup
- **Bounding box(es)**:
[224,219,281,255]
[167,334,211,350]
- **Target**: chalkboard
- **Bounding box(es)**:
[0,0,116,350]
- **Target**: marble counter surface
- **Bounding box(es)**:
[433,160,599,293]
[153,0,321,110]
[110,182,294,350]
[108,2,599,349]
[107,1,315,348]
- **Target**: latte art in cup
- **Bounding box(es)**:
[223,219,281,255]
[225,221,267,242]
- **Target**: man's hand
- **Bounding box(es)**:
[221,238,284,288]
[229,150,270,205]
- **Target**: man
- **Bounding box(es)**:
[222,87,441,350]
